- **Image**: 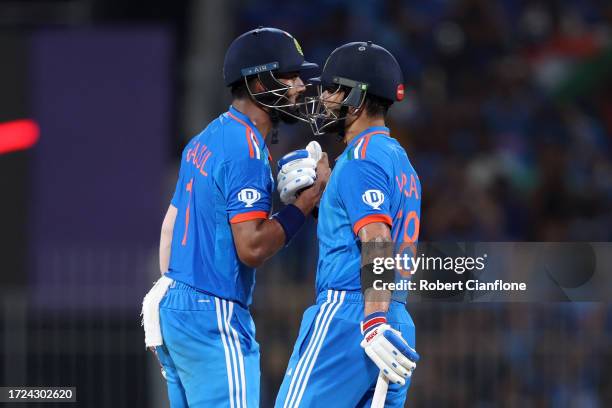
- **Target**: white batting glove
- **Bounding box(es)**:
[277,141,322,204]
[360,312,419,385]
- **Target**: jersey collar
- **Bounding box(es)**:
[338,126,389,161]
[227,105,266,148]
[346,126,389,148]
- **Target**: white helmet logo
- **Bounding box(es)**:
[238,188,261,208]
[362,189,384,210]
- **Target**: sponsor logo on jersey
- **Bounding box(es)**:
[362,189,385,210]
[238,188,261,207]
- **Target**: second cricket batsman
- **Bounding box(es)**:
[275,41,421,408]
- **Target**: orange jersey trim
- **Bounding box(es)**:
[227,111,255,158]
[230,210,268,224]
[360,130,389,159]
[353,214,393,235]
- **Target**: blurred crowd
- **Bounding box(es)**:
[410,303,612,407]
[231,0,612,406]
[235,0,612,242]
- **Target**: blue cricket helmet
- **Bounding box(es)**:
[305,41,405,135]
[223,27,318,87]
[314,41,405,103]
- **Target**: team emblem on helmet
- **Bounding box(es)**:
[396,84,405,101]
[294,38,304,56]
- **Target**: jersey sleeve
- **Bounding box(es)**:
[337,159,392,235]
[223,157,272,224]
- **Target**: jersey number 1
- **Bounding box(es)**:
[181,178,194,246]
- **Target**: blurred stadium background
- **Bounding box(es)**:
[0,0,611,406]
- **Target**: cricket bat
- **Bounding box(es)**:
[371,372,389,408]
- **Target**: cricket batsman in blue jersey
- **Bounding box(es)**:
[275,42,421,407]
[142,27,331,407]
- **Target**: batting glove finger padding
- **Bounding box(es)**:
[278,167,317,190]
[278,157,317,176]
[305,140,322,161]
[364,345,405,385]
[373,341,410,382]
[279,170,316,204]
[360,319,419,385]
[375,341,412,379]
[382,329,419,371]
[277,141,322,205]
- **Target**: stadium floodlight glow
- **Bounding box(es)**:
[0,119,40,155]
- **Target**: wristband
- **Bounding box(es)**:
[361,311,387,335]
[272,204,306,245]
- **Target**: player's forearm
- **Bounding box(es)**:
[364,289,391,315]
[293,192,319,215]
[364,246,392,315]
[159,205,177,274]
[359,223,393,315]
[159,232,172,274]
[233,218,286,268]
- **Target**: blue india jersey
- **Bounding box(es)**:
[316,126,421,302]
[165,106,274,307]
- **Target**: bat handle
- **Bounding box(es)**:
[371,372,389,408]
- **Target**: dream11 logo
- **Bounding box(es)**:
[362,189,385,210]
[238,188,261,208]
